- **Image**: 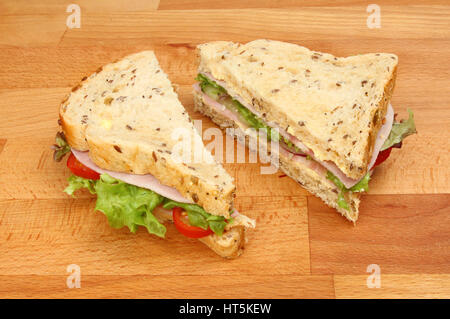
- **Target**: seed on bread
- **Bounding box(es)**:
[114,145,122,153]
[104,97,113,105]
[191,176,199,185]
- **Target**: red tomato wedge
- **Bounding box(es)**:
[67,153,101,180]
[172,207,213,238]
[372,147,392,169]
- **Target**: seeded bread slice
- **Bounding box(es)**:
[197,39,398,180]
[60,51,235,217]
[194,89,360,222]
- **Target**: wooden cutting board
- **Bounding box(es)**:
[0,0,449,299]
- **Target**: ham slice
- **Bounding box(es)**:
[71,149,192,203]
[193,83,247,128]
[292,154,328,178]
[72,150,248,224]
[367,104,394,169]
[197,73,395,189]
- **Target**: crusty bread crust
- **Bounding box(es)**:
[199,226,246,258]
[197,40,398,180]
[362,64,397,170]
[194,90,360,222]
[59,51,235,217]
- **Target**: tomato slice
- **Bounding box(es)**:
[172,207,213,238]
[372,147,392,169]
[67,153,100,180]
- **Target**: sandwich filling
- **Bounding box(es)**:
[53,133,254,239]
[195,73,416,210]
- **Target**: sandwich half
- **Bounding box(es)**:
[193,39,416,222]
[54,51,255,258]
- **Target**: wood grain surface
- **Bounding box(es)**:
[0,0,449,299]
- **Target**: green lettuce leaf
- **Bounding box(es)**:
[94,174,166,237]
[281,137,303,153]
[326,171,346,190]
[326,172,349,210]
[162,200,228,236]
[381,109,417,151]
[64,175,96,196]
[65,174,166,238]
[196,73,227,99]
[337,191,349,210]
[52,132,71,162]
[64,173,230,237]
[349,172,370,193]
[326,171,371,210]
